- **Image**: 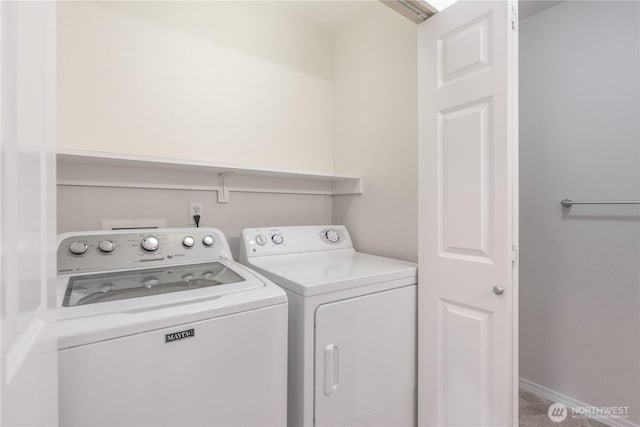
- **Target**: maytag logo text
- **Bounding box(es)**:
[165,329,195,343]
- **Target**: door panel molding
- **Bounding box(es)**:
[439,299,491,426]
[438,11,494,87]
[438,96,494,263]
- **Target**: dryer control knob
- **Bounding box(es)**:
[69,241,88,255]
[271,234,284,245]
[141,236,159,251]
[182,236,195,248]
[325,229,340,243]
[202,235,215,247]
[99,240,116,253]
[255,234,267,246]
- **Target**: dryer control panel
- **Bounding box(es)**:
[58,228,232,274]
[240,225,353,259]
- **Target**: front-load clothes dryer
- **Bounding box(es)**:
[57,228,287,427]
[239,225,417,427]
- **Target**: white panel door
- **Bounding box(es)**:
[314,286,417,427]
[418,1,518,426]
[0,1,58,425]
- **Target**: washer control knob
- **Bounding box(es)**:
[202,235,215,247]
[142,277,159,288]
[182,236,195,248]
[271,234,284,245]
[69,241,88,255]
[325,229,340,243]
[98,240,116,253]
[255,234,267,246]
[141,236,159,251]
[100,283,114,293]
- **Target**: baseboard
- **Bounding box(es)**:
[520,378,638,427]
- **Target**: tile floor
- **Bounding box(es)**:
[519,389,609,427]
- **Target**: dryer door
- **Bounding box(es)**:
[314,285,416,427]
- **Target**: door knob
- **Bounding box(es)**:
[492,285,505,295]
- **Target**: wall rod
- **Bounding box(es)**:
[561,199,640,208]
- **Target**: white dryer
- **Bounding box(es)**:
[239,225,417,427]
[57,228,287,427]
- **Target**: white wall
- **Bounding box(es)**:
[57,1,334,172]
[57,1,418,262]
[56,1,338,255]
[520,2,640,422]
[57,186,332,260]
[332,2,418,262]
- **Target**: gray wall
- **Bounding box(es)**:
[57,186,332,260]
[520,2,640,422]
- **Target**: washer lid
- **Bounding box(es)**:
[63,261,245,307]
[57,260,287,349]
[246,249,417,297]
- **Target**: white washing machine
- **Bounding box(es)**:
[239,225,417,427]
[57,228,287,427]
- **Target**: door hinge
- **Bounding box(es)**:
[511,5,518,31]
[512,245,519,266]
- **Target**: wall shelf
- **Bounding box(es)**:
[57,149,363,202]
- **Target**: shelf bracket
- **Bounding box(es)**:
[217,172,234,203]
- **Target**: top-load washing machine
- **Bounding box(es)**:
[57,227,287,427]
[239,225,417,427]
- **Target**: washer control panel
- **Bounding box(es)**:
[58,228,232,275]
[240,225,352,259]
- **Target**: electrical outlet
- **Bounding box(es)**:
[189,202,203,225]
